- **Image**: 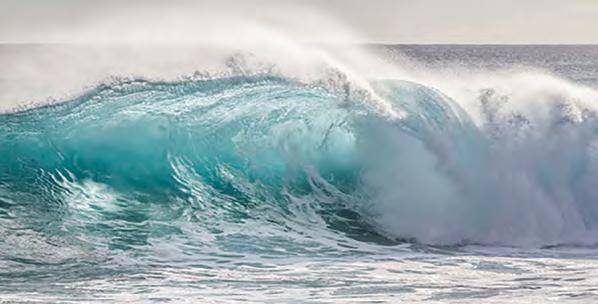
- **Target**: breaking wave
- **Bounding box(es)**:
[3,67,598,269]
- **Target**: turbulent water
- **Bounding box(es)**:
[3,45,598,303]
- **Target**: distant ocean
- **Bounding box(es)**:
[2,44,598,303]
[385,44,598,86]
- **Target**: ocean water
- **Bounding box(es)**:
[383,45,598,87]
[2,45,598,303]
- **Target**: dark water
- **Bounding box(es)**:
[379,45,598,86]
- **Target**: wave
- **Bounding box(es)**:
[2,69,598,260]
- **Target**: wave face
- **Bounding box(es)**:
[3,73,598,269]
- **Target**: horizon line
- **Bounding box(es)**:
[2,41,598,47]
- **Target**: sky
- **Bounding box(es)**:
[1,0,598,44]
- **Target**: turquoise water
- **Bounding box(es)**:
[3,49,598,302]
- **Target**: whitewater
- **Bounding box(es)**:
[3,40,598,302]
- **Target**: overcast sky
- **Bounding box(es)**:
[1,0,598,44]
